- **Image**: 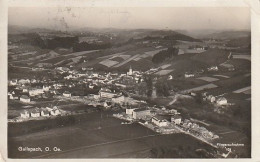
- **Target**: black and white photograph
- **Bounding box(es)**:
[2,1,258,159]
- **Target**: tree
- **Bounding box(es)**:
[144,75,153,97]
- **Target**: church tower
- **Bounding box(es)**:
[128,65,133,75]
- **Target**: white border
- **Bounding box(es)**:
[1,0,260,161]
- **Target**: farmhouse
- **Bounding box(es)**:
[20,95,30,103]
[152,115,168,127]
[132,108,150,119]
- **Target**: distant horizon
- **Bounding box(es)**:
[9,7,250,32]
[8,24,251,33]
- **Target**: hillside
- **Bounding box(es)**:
[191,49,229,66]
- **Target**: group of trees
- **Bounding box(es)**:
[155,79,170,97]
[152,47,179,64]
[136,75,153,97]
[136,76,171,98]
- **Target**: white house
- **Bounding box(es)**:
[207,66,218,71]
[171,115,182,125]
[18,79,30,84]
[29,88,44,96]
[216,97,228,106]
[168,75,173,80]
[30,109,40,117]
[152,116,168,127]
[99,89,116,98]
[51,109,61,116]
[20,110,30,118]
[9,79,17,85]
[63,91,72,97]
[185,73,194,78]
[126,108,136,115]
[207,95,216,103]
[9,94,19,100]
[43,85,50,91]
[20,95,30,103]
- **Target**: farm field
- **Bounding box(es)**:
[197,76,219,82]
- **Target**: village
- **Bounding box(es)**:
[8,62,238,153]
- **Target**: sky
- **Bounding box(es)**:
[8,7,250,31]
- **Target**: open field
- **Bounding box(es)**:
[99,59,119,67]
[197,77,219,82]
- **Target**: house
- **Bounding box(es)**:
[63,91,71,97]
[46,106,61,116]
[207,95,216,103]
[30,109,40,117]
[9,94,19,100]
[18,79,30,84]
[152,115,168,127]
[168,75,173,80]
[171,115,182,125]
[43,85,50,91]
[207,66,218,71]
[185,73,194,78]
[20,110,30,118]
[132,108,150,119]
[29,88,44,96]
[216,97,228,105]
[9,79,17,85]
[115,83,127,88]
[20,95,30,103]
[126,108,136,115]
[50,108,61,116]
[99,89,116,98]
[22,88,29,93]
